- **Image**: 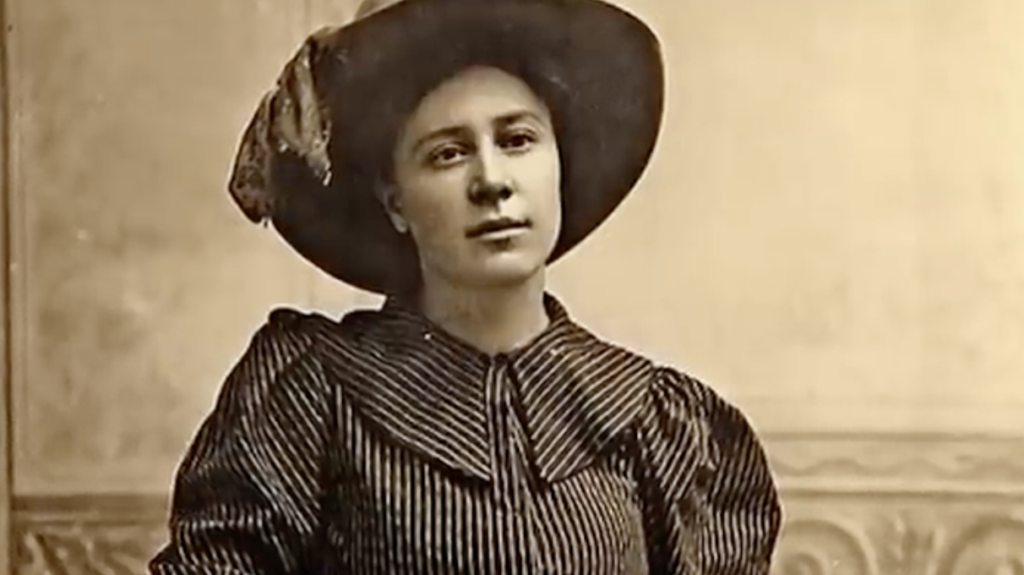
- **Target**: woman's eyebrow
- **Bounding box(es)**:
[493,110,546,129]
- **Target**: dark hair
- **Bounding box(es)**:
[322,37,574,193]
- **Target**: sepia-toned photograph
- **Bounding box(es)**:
[2,0,1023,573]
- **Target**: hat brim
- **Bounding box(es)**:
[267,0,664,294]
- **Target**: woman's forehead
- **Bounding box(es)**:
[405,67,551,130]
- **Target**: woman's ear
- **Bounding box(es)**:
[377,183,410,234]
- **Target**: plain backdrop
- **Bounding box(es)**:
[5,0,1024,496]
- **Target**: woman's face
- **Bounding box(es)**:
[388,66,562,291]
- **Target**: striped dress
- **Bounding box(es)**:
[149,295,781,574]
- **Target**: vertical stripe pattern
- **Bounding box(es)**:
[150,296,782,575]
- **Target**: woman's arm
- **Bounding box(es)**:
[149,311,333,575]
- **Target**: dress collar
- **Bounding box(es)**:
[321,293,653,483]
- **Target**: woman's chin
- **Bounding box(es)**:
[462,255,546,289]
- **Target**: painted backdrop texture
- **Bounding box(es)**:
[5,0,1024,573]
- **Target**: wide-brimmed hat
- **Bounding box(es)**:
[228,0,664,295]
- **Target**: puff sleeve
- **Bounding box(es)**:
[149,310,334,575]
[635,367,782,575]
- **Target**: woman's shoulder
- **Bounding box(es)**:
[571,324,745,425]
[253,305,373,344]
[215,307,332,394]
[640,363,770,464]
[245,304,394,368]
[212,305,391,409]
[246,306,333,357]
[647,365,728,419]
[573,331,755,440]
[227,306,363,383]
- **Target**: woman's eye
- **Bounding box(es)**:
[426,145,469,168]
[500,131,538,152]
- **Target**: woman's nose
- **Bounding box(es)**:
[468,145,513,205]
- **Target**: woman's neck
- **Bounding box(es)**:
[417,273,550,356]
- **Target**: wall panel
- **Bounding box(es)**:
[5,0,341,495]
[1,0,12,570]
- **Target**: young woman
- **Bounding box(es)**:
[149,0,782,573]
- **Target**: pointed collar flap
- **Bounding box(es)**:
[318,294,653,483]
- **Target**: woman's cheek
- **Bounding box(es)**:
[410,200,464,244]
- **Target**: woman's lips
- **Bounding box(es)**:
[466,217,530,239]
[473,226,529,241]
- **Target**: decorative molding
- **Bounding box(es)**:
[773,516,874,575]
[763,433,1024,497]
[772,509,1024,575]
[937,517,1024,575]
[13,496,168,575]
[17,520,166,575]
